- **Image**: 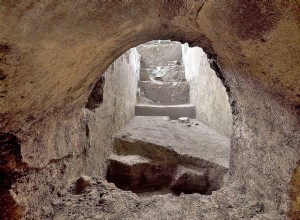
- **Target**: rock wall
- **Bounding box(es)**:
[85,48,140,177]
[182,44,233,137]
[137,42,182,68]
[137,41,189,105]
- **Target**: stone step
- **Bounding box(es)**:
[107,154,176,193]
[136,42,182,68]
[135,104,196,119]
[138,81,189,105]
[114,116,229,193]
[106,154,210,195]
[140,66,185,82]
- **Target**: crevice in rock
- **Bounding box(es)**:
[0,132,27,220]
[209,59,238,116]
[85,74,105,111]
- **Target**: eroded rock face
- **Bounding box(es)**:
[0,133,25,220]
[139,81,189,105]
[75,176,92,194]
[107,154,211,195]
[137,42,182,68]
[291,162,300,219]
[85,75,105,110]
[0,1,299,219]
[182,44,233,137]
[85,48,140,177]
[107,155,177,193]
[171,166,209,195]
[140,65,186,82]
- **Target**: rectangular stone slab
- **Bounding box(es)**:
[135,104,196,119]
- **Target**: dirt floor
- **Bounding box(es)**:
[48,176,274,220]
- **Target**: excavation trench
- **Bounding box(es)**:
[85,40,232,196]
[107,116,229,196]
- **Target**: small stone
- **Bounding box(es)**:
[65,201,72,206]
[51,199,60,206]
[171,166,209,195]
[154,74,163,81]
[42,206,50,212]
[75,175,92,194]
[178,117,190,123]
[57,190,66,197]
[94,214,102,219]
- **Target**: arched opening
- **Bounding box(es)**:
[1,1,299,219]
[83,40,232,197]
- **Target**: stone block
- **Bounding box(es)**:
[135,104,196,119]
[107,155,176,193]
[178,117,190,123]
[136,42,183,68]
[138,81,189,105]
[171,166,209,195]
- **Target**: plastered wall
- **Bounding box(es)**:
[182,44,233,137]
[85,48,140,176]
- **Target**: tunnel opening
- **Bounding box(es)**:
[1,1,299,219]
[85,40,233,197]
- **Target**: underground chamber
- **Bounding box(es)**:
[85,40,233,196]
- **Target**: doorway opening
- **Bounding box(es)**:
[86,40,233,196]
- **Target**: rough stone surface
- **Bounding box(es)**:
[139,81,189,105]
[75,175,92,194]
[135,104,196,120]
[171,166,209,195]
[114,116,230,169]
[291,162,300,218]
[0,133,26,219]
[114,116,229,193]
[85,75,105,110]
[140,65,185,82]
[47,177,277,220]
[182,44,233,137]
[107,154,176,193]
[0,1,299,219]
[137,42,182,68]
[86,48,140,177]
[178,117,190,123]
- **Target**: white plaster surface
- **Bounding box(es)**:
[182,44,233,137]
[86,48,140,176]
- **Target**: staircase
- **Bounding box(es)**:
[106,42,229,196]
[135,41,196,120]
